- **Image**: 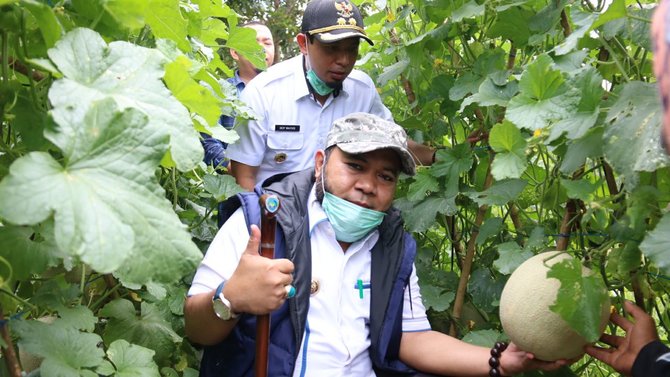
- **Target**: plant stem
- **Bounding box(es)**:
[0,287,37,311]
[1,30,8,86]
[91,281,122,311]
[449,168,492,337]
[0,307,22,377]
[172,168,178,210]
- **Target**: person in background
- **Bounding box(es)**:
[201,21,275,172]
[185,112,569,377]
[584,1,670,376]
[226,0,435,190]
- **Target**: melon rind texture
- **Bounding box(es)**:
[499,251,610,361]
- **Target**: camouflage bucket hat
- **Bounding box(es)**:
[326,113,416,176]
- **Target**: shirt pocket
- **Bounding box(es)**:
[267,131,304,151]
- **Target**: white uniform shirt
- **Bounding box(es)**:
[226,55,393,184]
[188,186,431,377]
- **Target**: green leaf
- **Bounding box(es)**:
[494,242,533,275]
[449,72,484,101]
[13,318,105,376]
[554,10,597,56]
[639,212,670,274]
[193,0,233,18]
[431,144,473,178]
[487,6,532,46]
[604,81,670,189]
[96,339,160,377]
[202,174,244,201]
[225,23,266,70]
[591,0,626,30]
[559,127,604,175]
[197,17,230,46]
[0,226,54,280]
[407,170,439,201]
[419,285,455,312]
[461,329,504,347]
[460,77,518,111]
[100,299,182,365]
[164,56,222,126]
[21,0,62,48]
[395,196,457,233]
[506,54,579,131]
[47,28,202,172]
[547,259,609,342]
[476,217,503,246]
[11,93,51,151]
[452,0,485,22]
[377,59,409,87]
[489,121,527,180]
[466,179,527,206]
[145,0,190,52]
[468,269,505,312]
[209,125,240,145]
[548,111,599,143]
[104,0,148,30]
[56,305,97,332]
[0,100,201,287]
[560,178,601,201]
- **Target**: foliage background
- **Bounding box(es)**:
[0,0,669,376]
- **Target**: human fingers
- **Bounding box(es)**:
[610,309,633,332]
[584,344,616,364]
[274,258,295,274]
[623,300,654,325]
[520,352,570,373]
[242,224,261,256]
[599,333,625,348]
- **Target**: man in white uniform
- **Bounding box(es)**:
[227,0,435,190]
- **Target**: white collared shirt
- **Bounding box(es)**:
[226,55,393,184]
[188,186,430,376]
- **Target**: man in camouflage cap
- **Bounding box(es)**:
[325,112,416,176]
[186,112,566,376]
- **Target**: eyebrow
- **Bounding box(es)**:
[342,151,399,177]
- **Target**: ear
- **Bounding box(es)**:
[230,49,240,61]
[297,33,309,55]
[314,150,325,180]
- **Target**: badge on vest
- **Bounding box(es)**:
[275,124,300,132]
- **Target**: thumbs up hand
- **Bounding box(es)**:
[223,224,295,315]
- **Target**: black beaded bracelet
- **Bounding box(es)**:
[488,341,509,377]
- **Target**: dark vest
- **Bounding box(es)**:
[201,169,418,376]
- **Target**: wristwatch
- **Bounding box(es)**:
[212,281,238,321]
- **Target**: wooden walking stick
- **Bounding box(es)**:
[255,193,280,377]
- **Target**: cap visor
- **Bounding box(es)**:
[315,30,374,46]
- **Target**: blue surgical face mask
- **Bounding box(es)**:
[320,165,385,243]
[306,69,334,96]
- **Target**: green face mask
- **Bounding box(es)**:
[320,170,385,243]
[306,69,335,96]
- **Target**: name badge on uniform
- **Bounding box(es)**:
[275,124,300,132]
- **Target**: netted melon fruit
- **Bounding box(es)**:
[499,251,610,361]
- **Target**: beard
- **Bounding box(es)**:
[316,170,326,205]
[325,80,343,91]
